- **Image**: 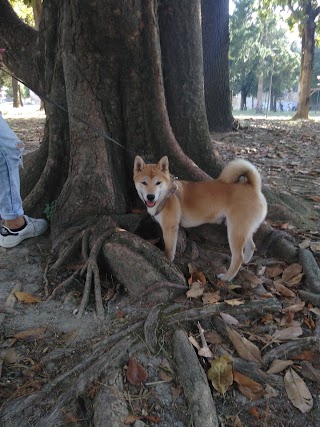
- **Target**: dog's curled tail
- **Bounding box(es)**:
[218,159,262,190]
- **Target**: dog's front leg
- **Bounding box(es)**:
[162,225,179,261]
[157,197,181,262]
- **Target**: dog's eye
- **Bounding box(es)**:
[142,181,147,186]
[156,181,161,185]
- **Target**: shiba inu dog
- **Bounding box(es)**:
[133,156,267,281]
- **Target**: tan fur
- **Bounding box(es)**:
[133,156,267,281]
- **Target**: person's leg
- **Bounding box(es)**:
[0,114,48,248]
[0,114,25,222]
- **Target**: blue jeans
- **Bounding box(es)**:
[0,114,24,220]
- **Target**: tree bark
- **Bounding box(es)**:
[158,0,222,176]
[256,72,264,113]
[292,4,320,120]
[0,0,215,241]
[201,0,234,132]
[12,77,21,108]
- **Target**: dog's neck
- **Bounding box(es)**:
[152,175,178,217]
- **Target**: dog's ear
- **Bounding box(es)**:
[134,156,145,173]
[158,156,169,173]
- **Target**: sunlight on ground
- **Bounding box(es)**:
[1,103,320,122]
[0,103,45,120]
[234,109,320,121]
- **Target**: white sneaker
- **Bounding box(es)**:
[0,215,48,248]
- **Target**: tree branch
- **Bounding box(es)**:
[0,0,41,93]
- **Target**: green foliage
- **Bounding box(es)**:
[259,0,320,34]
[9,0,34,25]
[229,0,300,99]
[43,201,56,221]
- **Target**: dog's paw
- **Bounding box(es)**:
[217,273,232,282]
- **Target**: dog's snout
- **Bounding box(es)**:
[147,194,155,201]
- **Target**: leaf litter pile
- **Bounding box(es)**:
[0,112,319,426]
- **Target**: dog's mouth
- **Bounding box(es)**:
[145,200,156,208]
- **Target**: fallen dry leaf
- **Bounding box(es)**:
[188,335,201,350]
[300,361,320,383]
[126,357,148,386]
[266,359,294,374]
[197,322,213,359]
[225,415,243,427]
[207,354,233,395]
[124,415,142,425]
[202,291,220,304]
[159,370,173,382]
[204,330,223,345]
[272,326,303,342]
[248,407,262,420]
[226,326,262,363]
[225,298,244,306]
[2,348,19,365]
[284,367,313,413]
[186,282,205,299]
[274,282,296,298]
[220,312,239,326]
[310,242,320,252]
[188,271,206,286]
[291,351,314,362]
[14,291,41,304]
[282,263,303,282]
[171,386,181,403]
[299,239,311,249]
[14,327,46,341]
[233,371,265,400]
[282,302,305,313]
[265,264,284,278]
[306,195,320,203]
[285,273,304,287]
[240,270,263,286]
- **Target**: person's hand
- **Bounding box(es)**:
[0,49,5,68]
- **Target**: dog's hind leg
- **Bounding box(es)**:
[217,225,245,282]
[243,236,255,264]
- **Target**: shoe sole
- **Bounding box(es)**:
[0,227,48,248]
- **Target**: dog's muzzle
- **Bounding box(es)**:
[146,194,156,208]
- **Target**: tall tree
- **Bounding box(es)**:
[262,0,320,119]
[158,0,220,174]
[201,0,234,131]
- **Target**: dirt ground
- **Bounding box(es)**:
[0,106,319,426]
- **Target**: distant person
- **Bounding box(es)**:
[0,48,48,248]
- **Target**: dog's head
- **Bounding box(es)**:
[133,156,171,209]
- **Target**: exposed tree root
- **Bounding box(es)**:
[0,322,143,426]
[173,329,219,427]
[164,299,282,325]
[76,229,117,319]
[299,248,320,294]
[262,337,320,366]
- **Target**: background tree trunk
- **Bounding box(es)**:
[292,4,319,120]
[12,77,21,108]
[201,0,234,131]
[158,0,222,176]
[256,72,263,113]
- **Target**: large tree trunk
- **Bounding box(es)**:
[292,6,319,120]
[0,0,213,241]
[158,0,222,176]
[201,0,234,131]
